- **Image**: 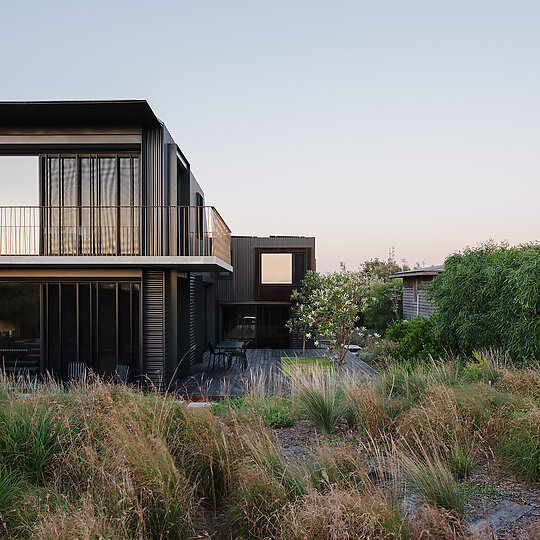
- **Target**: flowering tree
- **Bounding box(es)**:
[287,271,321,352]
[312,264,371,371]
[293,264,371,372]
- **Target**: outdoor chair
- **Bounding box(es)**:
[113,364,130,383]
[209,342,226,371]
[232,341,248,371]
[67,361,87,381]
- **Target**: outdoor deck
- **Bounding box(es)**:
[176,348,376,397]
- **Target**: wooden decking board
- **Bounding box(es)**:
[176,348,376,397]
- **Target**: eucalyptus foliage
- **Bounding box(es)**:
[429,242,540,362]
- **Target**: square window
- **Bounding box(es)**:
[261,253,293,284]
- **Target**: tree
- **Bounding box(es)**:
[362,279,403,334]
[309,264,371,371]
[360,257,409,282]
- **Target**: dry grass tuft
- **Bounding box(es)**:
[407,504,470,539]
[282,488,405,540]
[344,378,390,437]
[497,366,540,401]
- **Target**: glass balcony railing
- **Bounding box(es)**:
[0,206,231,265]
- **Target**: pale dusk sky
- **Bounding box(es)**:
[1,1,538,272]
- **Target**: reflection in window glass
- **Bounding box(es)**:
[223,305,256,341]
[0,283,40,375]
[261,253,292,284]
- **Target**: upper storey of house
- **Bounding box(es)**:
[0,100,231,271]
[217,236,316,303]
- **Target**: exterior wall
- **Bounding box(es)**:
[0,101,226,385]
[216,236,316,348]
[402,276,437,319]
[217,236,316,303]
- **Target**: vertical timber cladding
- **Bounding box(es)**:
[142,270,170,389]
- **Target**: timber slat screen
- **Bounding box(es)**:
[0,206,231,264]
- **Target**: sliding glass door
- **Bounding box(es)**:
[44,281,140,379]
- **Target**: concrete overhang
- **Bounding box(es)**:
[0,256,233,273]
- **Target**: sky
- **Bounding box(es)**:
[1,1,539,272]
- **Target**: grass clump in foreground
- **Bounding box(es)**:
[0,351,537,539]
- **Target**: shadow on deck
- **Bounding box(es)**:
[176,348,376,398]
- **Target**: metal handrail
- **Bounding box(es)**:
[0,205,231,264]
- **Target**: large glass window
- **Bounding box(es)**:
[42,154,140,255]
[260,253,293,284]
[223,305,256,341]
[0,283,41,376]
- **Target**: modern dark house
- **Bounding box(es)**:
[0,100,232,389]
[216,236,316,348]
[390,265,444,319]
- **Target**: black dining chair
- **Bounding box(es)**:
[232,341,248,371]
[209,342,226,371]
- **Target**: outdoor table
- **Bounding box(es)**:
[216,340,245,369]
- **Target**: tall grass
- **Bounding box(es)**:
[0,355,535,538]
[0,465,25,515]
[400,449,465,515]
[499,409,540,482]
[291,374,349,434]
[0,404,72,478]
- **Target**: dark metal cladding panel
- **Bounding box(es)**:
[194,276,205,364]
[163,271,171,386]
[216,236,316,303]
[142,270,165,389]
[189,274,196,368]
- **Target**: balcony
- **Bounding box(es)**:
[0,206,231,269]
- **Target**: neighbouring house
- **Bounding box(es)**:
[390,265,444,319]
[216,236,316,348]
[0,100,232,389]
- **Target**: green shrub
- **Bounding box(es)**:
[356,349,374,363]
[464,350,503,384]
[372,339,399,361]
[210,396,245,415]
[362,280,403,335]
[430,242,540,361]
[385,316,444,363]
[211,395,293,428]
[267,409,293,428]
